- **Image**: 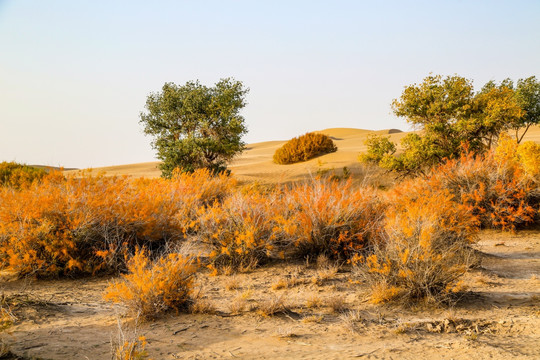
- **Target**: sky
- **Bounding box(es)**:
[1,0,539,168]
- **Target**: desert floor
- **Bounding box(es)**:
[1,229,539,360]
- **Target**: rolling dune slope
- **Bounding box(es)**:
[65,125,540,182]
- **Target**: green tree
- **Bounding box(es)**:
[362,74,524,174]
[139,78,249,177]
[513,76,540,142]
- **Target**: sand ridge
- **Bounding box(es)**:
[64,125,540,183]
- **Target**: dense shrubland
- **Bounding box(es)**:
[0,169,235,277]
[4,74,540,318]
[3,136,540,311]
[273,132,337,164]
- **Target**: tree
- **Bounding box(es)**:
[361,74,525,174]
[512,76,540,142]
[139,78,249,177]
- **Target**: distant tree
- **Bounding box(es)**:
[139,78,249,177]
[358,134,396,164]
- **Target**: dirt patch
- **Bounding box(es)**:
[1,230,539,359]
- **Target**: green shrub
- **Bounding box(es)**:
[273,132,337,164]
[0,162,47,188]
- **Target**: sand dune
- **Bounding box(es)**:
[65,125,540,182]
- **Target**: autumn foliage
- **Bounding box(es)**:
[273,132,337,164]
[196,189,283,272]
[359,182,478,304]
[0,169,234,277]
[104,248,196,319]
[422,136,540,230]
[278,179,385,260]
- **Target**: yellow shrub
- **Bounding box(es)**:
[517,141,540,177]
[359,183,477,304]
[0,161,46,189]
[273,132,337,164]
[197,190,282,272]
[104,248,196,319]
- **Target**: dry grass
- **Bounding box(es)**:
[340,310,365,333]
[326,295,347,313]
[305,294,322,309]
[302,315,324,324]
[110,317,149,360]
[190,297,217,315]
[257,295,289,317]
[224,276,241,291]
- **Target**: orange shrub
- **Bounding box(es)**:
[427,148,539,230]
[359,182,478,304]
[0,169,234,277]
[273,132,337,164]
[196,190,283,272]
[279,179,385,260]
[104,248,196,319]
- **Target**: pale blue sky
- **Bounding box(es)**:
[1,0,539,168]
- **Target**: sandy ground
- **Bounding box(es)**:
[1,230,539,360]
[63,125,540,184]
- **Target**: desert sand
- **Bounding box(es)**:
[64,126,540,184]
[0,231,538,359]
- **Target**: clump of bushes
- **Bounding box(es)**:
[273,132,337,164]
[0,169,234,277]
[279,179,385,260]
[424,136,540,230]
[196,189,283,273]
[0,161,47,188]
[358,182,478,304]
[104,248,196,319]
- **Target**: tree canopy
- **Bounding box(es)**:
[139,78,249,177]
[362,74,534,174]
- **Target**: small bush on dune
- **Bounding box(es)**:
[279,179,385,260]
[104,248,196,319]
[359,182,478,304]
[273,132,337,165]
[0,161,47,188]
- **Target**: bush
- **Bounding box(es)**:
[273,132,337,164]
[427,140,540,230]
[0,161,47,188]
[358,134,396,164]
[279,179,385,260]
[0,169,234,277]
[196,189,283,273]
[104,248,196,319]
[359,182,478,304]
